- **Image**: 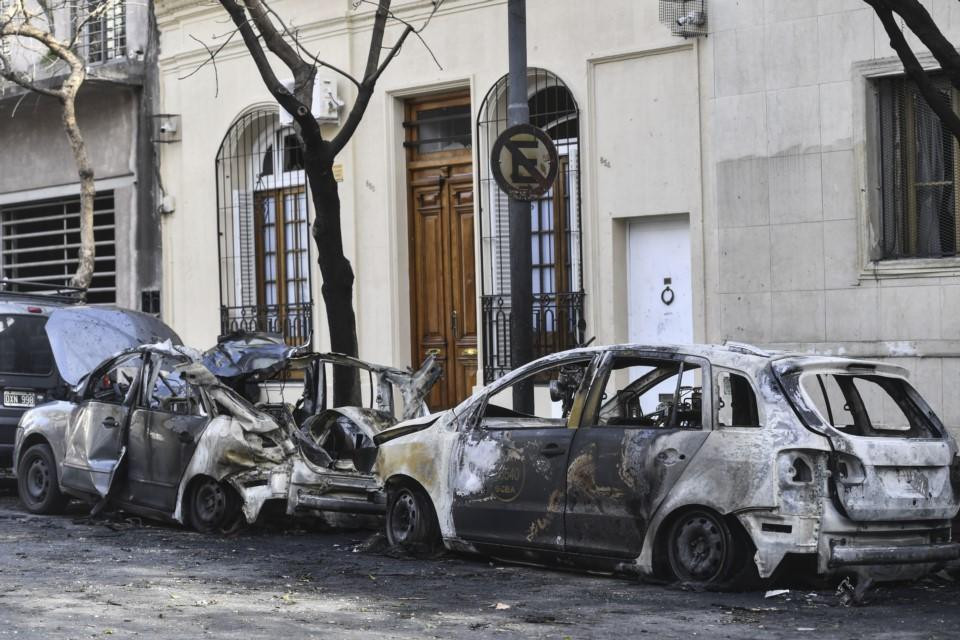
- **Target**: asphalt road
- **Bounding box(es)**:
[1,486,959,639]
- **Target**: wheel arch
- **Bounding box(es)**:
[17,433,54,467]
[639,500,758,578]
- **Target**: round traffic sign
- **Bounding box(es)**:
[490,123,559,202]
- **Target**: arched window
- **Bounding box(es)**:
[477,69,586,381]
[215,107,313,345]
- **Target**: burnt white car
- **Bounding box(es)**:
[14,340,439,532]
[374,343,960,588]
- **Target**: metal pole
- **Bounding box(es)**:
[508,0,534,413]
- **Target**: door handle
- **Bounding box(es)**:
[177,431,194,445]
[541,443,566,458]
[451,309,458,336]
[426,348,441,357]
[102,416,119,429]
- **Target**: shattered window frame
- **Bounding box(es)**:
[477,355,597,428]
[715,369,763,429]
[84,352,145,406]
[139,354,211,418]
[789,371,944,440]
[589,353,709,431]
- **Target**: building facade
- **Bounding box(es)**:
[154,0,960,432]
[0,1,161,308]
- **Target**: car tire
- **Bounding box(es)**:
[665,508,739,587]
[385,484,441,557]
[17,443,68,515]
[187,477,242,534]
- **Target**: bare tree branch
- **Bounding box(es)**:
[866,0,960,143]
[879,0,960,90]
[218,0,322,140]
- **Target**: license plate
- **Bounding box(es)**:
[3,390,36,408]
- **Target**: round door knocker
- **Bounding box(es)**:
[661,285,675,306]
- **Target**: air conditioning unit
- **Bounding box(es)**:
[279,76,344,126]
[659,0,708,38]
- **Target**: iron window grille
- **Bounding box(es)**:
[0,192,117,304]
[216,107,313,346]
[72,1,127,65]
[877,74,960,260]
[477,68,587,382]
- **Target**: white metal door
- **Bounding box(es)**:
[627,215,693,345]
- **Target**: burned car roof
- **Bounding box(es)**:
[45,307,183,386]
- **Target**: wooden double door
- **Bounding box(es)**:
[407,93,477,410]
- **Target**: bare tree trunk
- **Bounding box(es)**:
[60,68,96,291]
[305,144,362,406]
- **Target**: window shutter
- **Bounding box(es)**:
[232,190,257,307]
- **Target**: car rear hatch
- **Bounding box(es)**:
[773,357,959,522]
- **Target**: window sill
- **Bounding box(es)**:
[860,257,960,280]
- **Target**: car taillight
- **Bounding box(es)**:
[26,306,42,314]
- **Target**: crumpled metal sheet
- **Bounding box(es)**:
[201,332,306,387]
[45,307,182,386]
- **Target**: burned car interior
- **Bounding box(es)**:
[795,370,941,439]
[596,357,704,429]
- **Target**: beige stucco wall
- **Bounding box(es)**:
[155,0,691,371]
[156,0,960,430]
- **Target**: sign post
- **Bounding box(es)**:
[505,0,534,413]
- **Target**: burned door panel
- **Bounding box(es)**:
[451,426,572,549]
[563,353,710,557]
[124,409,207,512]
[450,355,595,549]
[61,401,129,497]
[61,353,143,498]
[564,427,708,557]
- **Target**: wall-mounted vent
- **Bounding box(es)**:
[659,0,708,38]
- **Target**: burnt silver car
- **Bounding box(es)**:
[14,340,440,532]
[374,343,960,589]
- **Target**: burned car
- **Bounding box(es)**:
[0,299,181,477]
[13,340,440,532]
[373,343,960,589]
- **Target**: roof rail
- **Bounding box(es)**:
[0,278,86,304]
[722,340,771,357]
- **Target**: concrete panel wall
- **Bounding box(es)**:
[0,85,138,193]
[705,0,960,431]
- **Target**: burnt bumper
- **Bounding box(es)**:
[829,542,960,567]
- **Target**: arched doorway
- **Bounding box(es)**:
[477,69,586,382]
[215,107,313,345]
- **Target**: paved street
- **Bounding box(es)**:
[0,487,958,639]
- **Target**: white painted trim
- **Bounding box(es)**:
[0,174,135,206]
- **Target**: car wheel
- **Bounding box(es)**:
[666,508,738,586]
[385,485,440,556]
[188,477,241,534]
[17,443,68,515]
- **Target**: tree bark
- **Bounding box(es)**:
[866,0,960,143]
[60,66,96,291]
[305,144,361,406]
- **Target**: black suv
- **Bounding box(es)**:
[0,281,83,476]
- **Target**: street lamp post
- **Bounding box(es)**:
[507,0,534,413]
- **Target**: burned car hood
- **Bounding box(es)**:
[45,307,183,386]
[202,332,306,386]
